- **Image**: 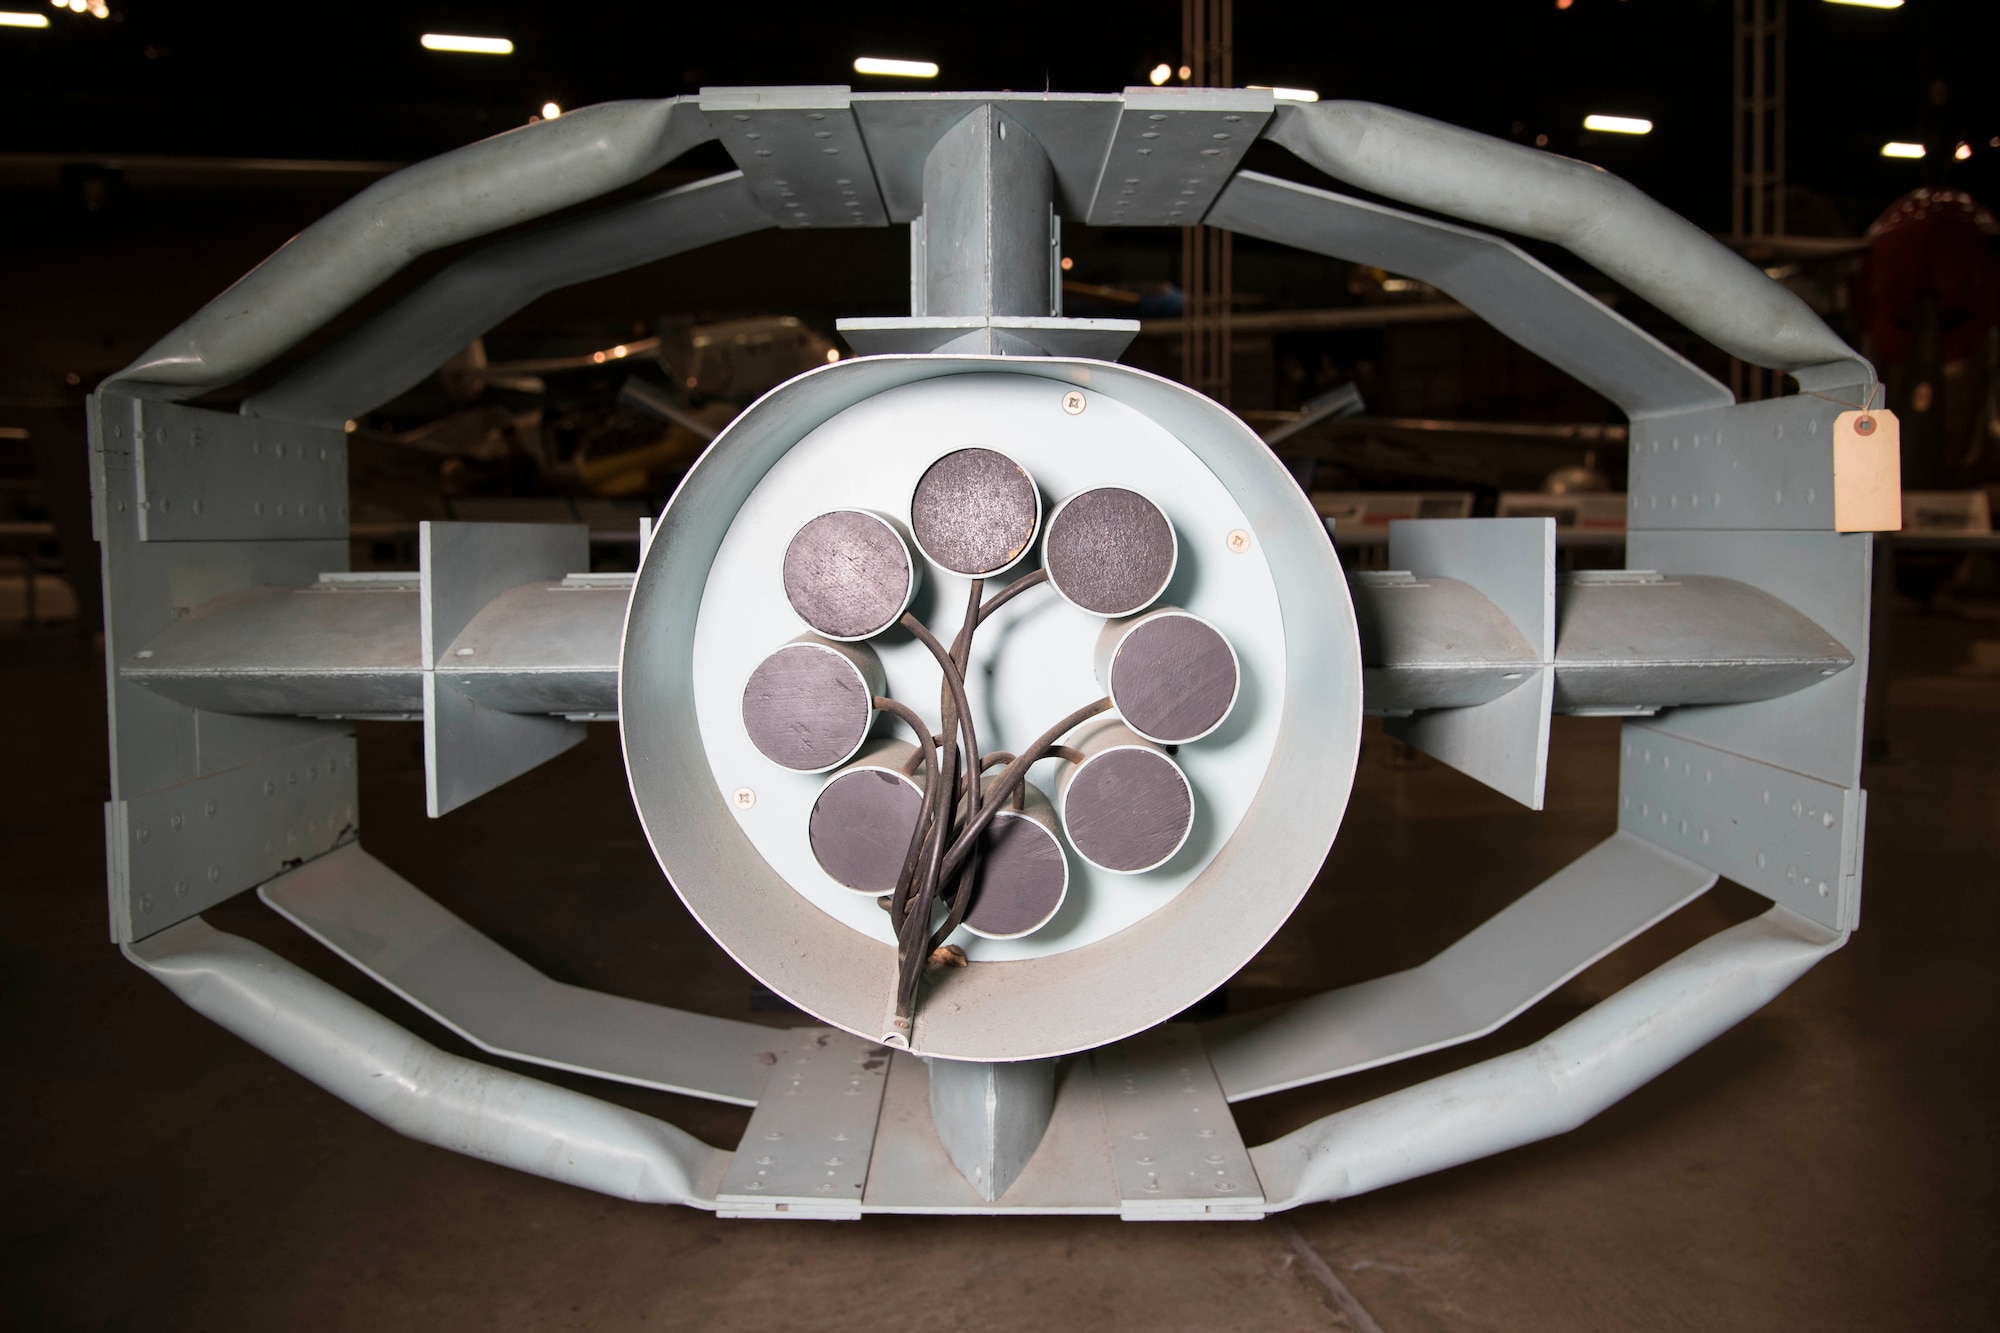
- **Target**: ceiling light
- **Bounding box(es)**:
[1584,114,1653,135]
[1824,0,1904,9]
[1149,63,1172,86]
[853,56,938,78]
[1249,85,1320,103]
[1880,141,1925,159]
[0,10,50,25]
[541,102,562,120]
[1177,64,1191,80]
[420,34,514,55]
[1953,141,1972,161]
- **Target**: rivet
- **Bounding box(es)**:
[174,879,188,898]
[135,824,149,843]
[138,894,152,913]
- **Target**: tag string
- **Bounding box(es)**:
[1798,382,1881,414]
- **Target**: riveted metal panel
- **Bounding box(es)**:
[1093,1024,1263,1220]
[1618,724,1860,932]
[134,400,347,542]
[1627,387,1872,531]
[1086,87,1273,226]
[700,86,888,229]
[717,1029,891,1218]
[109,733,357,942]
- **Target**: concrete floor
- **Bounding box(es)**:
[5,607,1996,1331]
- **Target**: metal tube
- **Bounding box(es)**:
[109,99,713,400]
[1263,100,1869,388]
[1250,905,1842,1209]
[127,916,727,1206]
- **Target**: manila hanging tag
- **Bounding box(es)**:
[1832,408,1901,533]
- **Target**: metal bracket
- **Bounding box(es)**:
[133,399,347,541]
[260,842,785,1104]
[420,522,587,817]
[699,86,889,229]
[716,1029,892,1218]
[109,733,357,942]
[1085,86,1274,226]
[1618,725,1862,933]
[1384,518,1556,809]
[1094,1024,1264,1220]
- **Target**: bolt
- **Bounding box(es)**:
[1226,529,1252,554]
[732,787,757,810]
[1062,390,1087,415]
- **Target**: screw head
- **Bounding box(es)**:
[732,787,756,810]
[1061,390,1087,415]
[1226,529,1252,554]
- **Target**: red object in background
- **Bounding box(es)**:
[1862,190,1999,366]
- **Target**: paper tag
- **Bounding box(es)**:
[1832,408,1901,533]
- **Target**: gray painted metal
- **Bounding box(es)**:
[1617,726,1862,933]
[446,578,624,716]
[1628,529,1872,789]
[1351,571,1538,714]
[919,105,1054,317]
[420,522,588,817]
[1554,573,1852,712]
[850,92,1125,223]
[126,916,728,1206]
[1084,86,1273,227]
[110,734,358,943]
[864,1054,1119,1213]
[926,1057,1056,1202]
[835,315,1138,359]
[1626,384,1873,531]
[245,173,772,427]
[121,580,422,716]
[1251,906,1844,1209]
[716,1029,892,1218]
[132,399,347,540]
[1203,831,1716,1101]
[699,87,889,230]
[109,99,714,400]
[620,354,1363,1062]
[94,391,355,942]
[1263,100,1870,389]
[1384,518,1555,809]
[259,843,783,1105]
[1093,1024,1263,1220]
[1207,172,1732,420]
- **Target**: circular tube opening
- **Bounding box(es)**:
[1042,487,1177,617]
[909,447,1042,577]
[782,509,918,640]
[740,638,880,773]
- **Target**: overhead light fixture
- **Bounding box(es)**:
[1584,114,1653,135]
[541,102,562,120]
[1824,0,1904,9]
[1880,141,1925,159]
[421,33,514,55]
[1249,85,1320,103]
[1149,63,1172,86]
[0,11,50,26]
[853,56,938,78]
[1953,141,1972,161]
